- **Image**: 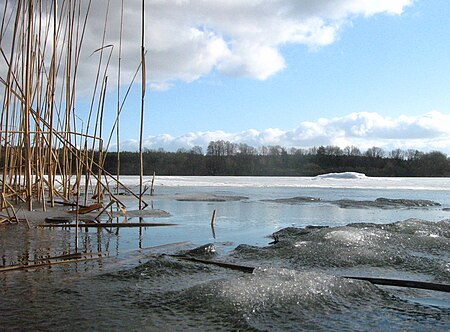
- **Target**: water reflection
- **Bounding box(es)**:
[2,185,450,270]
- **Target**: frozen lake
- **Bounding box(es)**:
[1,174,449,331]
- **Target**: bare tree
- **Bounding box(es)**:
[365,146,385,158]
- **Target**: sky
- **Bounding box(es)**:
[3,0,450,154]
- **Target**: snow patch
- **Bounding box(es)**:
[315,172,367,180]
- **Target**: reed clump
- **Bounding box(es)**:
[0,0,145,218]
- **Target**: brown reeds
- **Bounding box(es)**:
[0,1,145,217]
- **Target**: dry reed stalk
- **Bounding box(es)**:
[116,0,124,194]
[23,0,34,210]
[1,1,22,209]
[104,60,143,152]
[139,0,146,210]
[150,171,155,196]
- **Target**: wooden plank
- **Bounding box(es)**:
[23,253,82,263]
[38,222,177,228]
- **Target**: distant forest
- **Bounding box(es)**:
[99,141,450,177]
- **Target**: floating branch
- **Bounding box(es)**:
[0,252,108,272]
[176,257,450,293]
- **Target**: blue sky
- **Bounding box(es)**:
[18,0,449,154]
[146,0,450,136]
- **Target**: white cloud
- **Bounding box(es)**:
[0,0,413,97]
[118,111,450,154]
[59,0,413,90]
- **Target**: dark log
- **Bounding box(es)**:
[176,257,450,293]
[177,256,255,273]
[343,276,450,293]
[48,200,88,208]
[45,216,72,224]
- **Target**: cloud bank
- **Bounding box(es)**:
[79,0,413,89]
[118,111,450,154]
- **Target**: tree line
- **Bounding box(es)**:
[97,140,450,177]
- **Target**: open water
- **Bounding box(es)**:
[1,174,449,331]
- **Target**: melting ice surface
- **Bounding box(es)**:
[1,174,449,331]
[120,172,450,190]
